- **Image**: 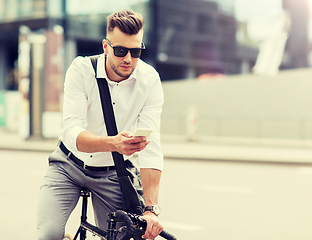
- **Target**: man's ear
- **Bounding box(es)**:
[102,39,108,55]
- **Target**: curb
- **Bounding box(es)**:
[1,131,312,164]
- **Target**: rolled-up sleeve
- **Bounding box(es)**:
[136,77,164,171]
[60,57,88,151]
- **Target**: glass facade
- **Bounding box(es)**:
[64,0,151,37]
[206,0,235,14]
[47,0,63,17]
[0,0,260,82]
[0,0,47,20]
[66,0,149,15]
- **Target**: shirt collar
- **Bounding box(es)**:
[97,54,108,79]
[96,53,138,82]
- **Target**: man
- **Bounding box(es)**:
[37,9,164,240]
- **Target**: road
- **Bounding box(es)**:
[1,150,312,240]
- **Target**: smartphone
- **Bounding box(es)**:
[134,128,152,139]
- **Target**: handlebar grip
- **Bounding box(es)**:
[160,229,177,240]
[134,217,177,239]
[116,211,177,240]
[115,210,134,240]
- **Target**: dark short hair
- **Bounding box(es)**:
[107,9,144,35]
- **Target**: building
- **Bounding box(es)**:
[282,0,310,69]
[0,0,257,138]
[154,0,239,79]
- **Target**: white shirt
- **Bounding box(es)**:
[59,54,164,170]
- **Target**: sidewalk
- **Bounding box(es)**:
[2,128,312,164]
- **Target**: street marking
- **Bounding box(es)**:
[161,220,203,231]
[200,185,255,194]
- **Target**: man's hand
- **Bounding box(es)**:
[76,130,150,155]
[113,131,150,156]
[140,211,163,239]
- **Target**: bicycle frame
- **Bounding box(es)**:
[72,189,177,240]
[73,188,111,240]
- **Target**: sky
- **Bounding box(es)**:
[234,0,283,41]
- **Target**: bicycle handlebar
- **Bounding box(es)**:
[114,210,177,240]
[114,210,134,240]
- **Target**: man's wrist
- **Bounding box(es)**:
[144,205,161,216]
[104,136,117,152]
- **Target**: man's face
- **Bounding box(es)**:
[103,27,144,82]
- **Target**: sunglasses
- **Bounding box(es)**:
[106,39,145,58]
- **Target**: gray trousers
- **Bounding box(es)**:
[36,147,143,240]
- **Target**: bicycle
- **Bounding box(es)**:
[63,188,177,240]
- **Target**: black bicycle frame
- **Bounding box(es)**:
[73,189,112,240]
[73,189,89,240]
[72,189,177,240]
